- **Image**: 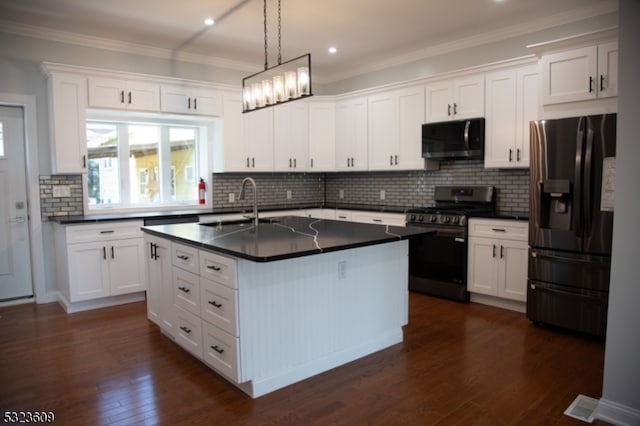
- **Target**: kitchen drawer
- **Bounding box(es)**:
[175,305,203,360]
[65,220,143,243]
[468,218,528,240]
[202,320,241,383]
[172,241,199,273]
[351,211,405,227]
[173,267,200,316]
[200,250,237,289]
[200,277,238,336]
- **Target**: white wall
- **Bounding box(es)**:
[600,0,640,423]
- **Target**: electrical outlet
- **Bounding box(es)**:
[52,185,71,197]
[228,193,235,203]
[286,190,292,200]
[380,190,386,201]
[338,261,347,279]
[339,189,344,199]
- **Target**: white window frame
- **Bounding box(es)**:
[84,110,216,213]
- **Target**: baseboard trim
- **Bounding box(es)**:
[596,398,640,426]
[57,291,146,313]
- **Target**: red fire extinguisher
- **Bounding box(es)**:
[198,178,206,204]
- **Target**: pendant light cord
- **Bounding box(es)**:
[277,0,282,65]
[263,0,268,70]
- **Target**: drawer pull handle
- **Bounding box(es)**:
[180,326,192,334]
[207,265,222,271]
[491,228,506,232]
[373,219,382,223]
[208,300,222,308]
[177,255,190,260]
[211,345,224,354]
[100,230,115,234]
[178,286,190,293]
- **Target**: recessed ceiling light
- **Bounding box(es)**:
[204,18,215,26]
[328,46,337,54]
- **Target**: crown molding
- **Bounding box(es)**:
[321,1,619,83]
[0,20,260,74]
[0,0,618,85]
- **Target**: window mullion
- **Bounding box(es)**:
[159,126,172,202]
[118,123,131,205]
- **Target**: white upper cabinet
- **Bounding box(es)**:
[335,96,368,171]
[88,77,161,111]
[368,86,425,170]
[160,83,222,116]
[273,101,309,172]
[308,100,336,172]
[46,70,88,174]
[484,65,538,168]
[215,92,274,172]
[425,75,485,122]
[539,42,617,105]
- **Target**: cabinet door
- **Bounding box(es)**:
[484,70,517,168]
[334,100,353,170]
[145,236,162,326]
[540,46,598,105]
[218,92,250,172]
[191,87,222,116]
[88,78,128,109]
[368,92,396,170]
[597,42,618,99]
[425,81,452,123]
[453,75,485,119]
[127,81,161,111]
[68,241,110,301]
[467,237,498,296]
[514,66,538,168]
[109,238,147,296]
[396,86,425,170]
[244,108,274,171]
[498,239,528,301]
[48,73,88,174]
[274,102,309,171]
[160,84,192,114]
[351,97,368,171]
[308,101,335,171]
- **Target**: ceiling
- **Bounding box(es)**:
[0,0,618,83]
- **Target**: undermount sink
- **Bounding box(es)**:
[200,217,278,227]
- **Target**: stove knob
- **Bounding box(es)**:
[418,215,424,222]
[409,214,416,222]
[429,215,437,223]
[443,216,451,224]
[453,216,460,224]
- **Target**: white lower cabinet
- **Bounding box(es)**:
[144,234,174,337]
[350,211,406,227]
[148,240,241,380]
[55,221,147,305]
[467,219,528,303]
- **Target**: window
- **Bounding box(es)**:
[86,113,212,211]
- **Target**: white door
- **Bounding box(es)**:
[0,106,33,301]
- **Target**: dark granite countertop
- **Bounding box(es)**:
[142,216,430,262]
[49,203,407,224]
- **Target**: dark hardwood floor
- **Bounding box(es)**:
[1,293,608,425]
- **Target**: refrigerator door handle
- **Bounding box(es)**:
[530,250,610,267]
[574,117,586,239]
[583,119,595,235]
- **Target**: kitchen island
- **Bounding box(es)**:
[142,216,427,398]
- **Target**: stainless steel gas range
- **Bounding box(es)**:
[406,186,495,302]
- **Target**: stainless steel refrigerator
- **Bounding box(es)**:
[527,114,616,337]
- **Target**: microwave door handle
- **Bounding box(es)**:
[464,120,471,150]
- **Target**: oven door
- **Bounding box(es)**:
[408,227,468,301]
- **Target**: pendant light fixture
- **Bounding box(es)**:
[242,0,312,113]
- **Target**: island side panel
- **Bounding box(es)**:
[236,240,409,398]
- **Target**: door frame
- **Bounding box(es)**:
[0,93,49,304]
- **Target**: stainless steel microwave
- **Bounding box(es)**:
[422,118,485,160]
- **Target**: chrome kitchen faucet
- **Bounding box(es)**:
[239,177,259,227]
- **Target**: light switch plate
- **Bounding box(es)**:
[228,193,235,203]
